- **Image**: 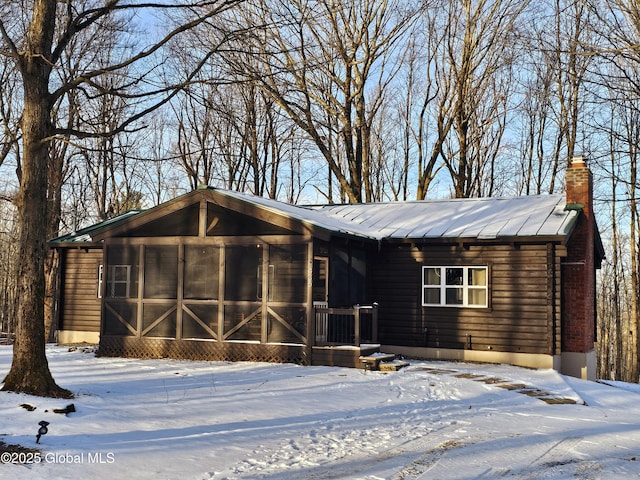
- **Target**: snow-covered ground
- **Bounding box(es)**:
[1,345,640,479]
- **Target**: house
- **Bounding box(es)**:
[50,158,604,380]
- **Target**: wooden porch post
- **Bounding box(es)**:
[354,306,361,346]
[136,244,144,338]
[306,242,315,348]
[218,244,225,341]
[176,242,184,340]
[372,305,378,343]
[261,244,268,344]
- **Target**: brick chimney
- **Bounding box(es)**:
[565,156,592,216]
[561,156,597,379]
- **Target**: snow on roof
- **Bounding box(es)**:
[51,191,578,244]
[219,190,577,241]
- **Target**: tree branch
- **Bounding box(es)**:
[51,0,244,102]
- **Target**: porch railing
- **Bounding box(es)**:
[314,304,378,346]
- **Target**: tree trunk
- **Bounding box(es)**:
[1,0,71,398]
[2,89,71,396]
[630,145,639,382]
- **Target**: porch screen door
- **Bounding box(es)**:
[265,244,308,344]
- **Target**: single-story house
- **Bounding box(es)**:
[50,158,604,379]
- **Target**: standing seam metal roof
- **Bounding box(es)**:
[50,190,578,244]
[218,190,577,241]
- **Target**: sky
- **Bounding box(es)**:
[2,345,640,479]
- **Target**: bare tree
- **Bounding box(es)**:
[529,0,597,193]
[0,60,20,174]
[583,0,640,382]
[392,7,448,201]
[516,49,556,196]
[435,0,528,198]
[139,110,185,207]
[0,0,244,397]
[230,0,418,203]
[0,201,18,335]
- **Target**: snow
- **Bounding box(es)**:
[1,346,640,479]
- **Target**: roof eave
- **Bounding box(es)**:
[384,235,570,247]
[48,239,103,248]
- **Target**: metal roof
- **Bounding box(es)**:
[218,190,577,241]
[50,191,578,244]
[49,210,143,244]
[309,194,577,240]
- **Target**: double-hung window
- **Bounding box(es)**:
[422,266,488,307]
[106,265,133,298]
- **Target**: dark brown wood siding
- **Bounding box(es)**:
[60,248,102,332]
[372,243,563,355]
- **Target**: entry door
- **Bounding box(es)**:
[313,256,328,303]
[313,257,329,342]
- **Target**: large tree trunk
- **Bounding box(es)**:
[2,101,71,396]
[1,0,71,398]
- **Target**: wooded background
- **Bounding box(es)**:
[0,0,638,382]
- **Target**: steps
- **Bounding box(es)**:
[359,352,409,371]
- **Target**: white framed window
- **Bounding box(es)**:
[98,264,104,298]
[107,265,132,298]
[422,266,488,307]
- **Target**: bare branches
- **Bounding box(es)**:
[51,1,245,105]
[229,0,421,203]
[0,0,248,397]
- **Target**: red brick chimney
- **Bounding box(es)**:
[561,156,597,378]
[565,156,593,217]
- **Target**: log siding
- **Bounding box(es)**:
[373,243,564,355]
[59,248,102,333]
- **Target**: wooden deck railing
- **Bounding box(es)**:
[313,304,378,346]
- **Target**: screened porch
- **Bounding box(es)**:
[101,240,312,346]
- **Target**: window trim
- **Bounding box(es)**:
[422,266,488,308]
[98,264,103,299]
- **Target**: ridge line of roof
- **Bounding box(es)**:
[302,193,563,209]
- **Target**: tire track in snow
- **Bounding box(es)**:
[528,436,584,468]
[514,436,602,479]
[392,439,463,480]
[209,415,466,480]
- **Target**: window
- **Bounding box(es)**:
[422,266,488,307]
[107,265,133,298]
[98,264,103,298]
[105,245,139,298]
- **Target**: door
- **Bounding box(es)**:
[313,257,329,342]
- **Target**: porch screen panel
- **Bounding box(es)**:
[224,245,262,301]
[269,244,307,303]
[267,307,306,344]
[184,245,220,299]
[142,304,177,338]
[144,246,178,299]
[224,304,261,341]
[223,245,262,341]
[182,305,218,339]
[103,302,137,336]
